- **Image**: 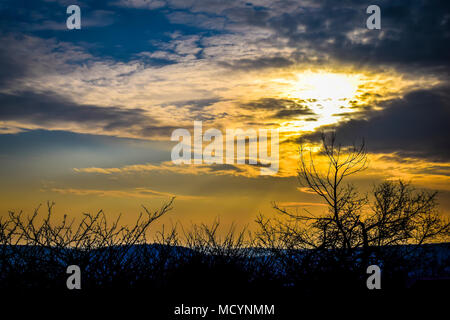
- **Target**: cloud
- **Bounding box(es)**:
[114,0,166,10]
[300,86,450,161]
[297,187,317,195]
[0,34,233,131]
[161,0,450,75]
[51,187,204,200]
[8,0,449,77]
[237,0,450,74]
[0,2,447,144]
[219,56,294,70]
[241,98,316,120]
[164,98,223,112]
[274,108,316,119]
[74,161,264,178]
[277,201,327,208]
[0,34,92,88]
[0,91,177,138]
[241,98,310,111]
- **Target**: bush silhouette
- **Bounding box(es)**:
[0,134,449,292]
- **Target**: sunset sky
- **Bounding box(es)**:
[0,0,449,230]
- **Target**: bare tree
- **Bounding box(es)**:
[367,181,449,246]
[256,132,450,265]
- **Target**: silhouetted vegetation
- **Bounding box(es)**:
[0,134,449,293]
[255,133,450,291]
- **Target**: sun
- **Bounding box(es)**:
[278,71,363,132]
[292,72,360,100]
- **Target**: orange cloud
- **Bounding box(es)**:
[51,187,205,200]
[277,202,327,208]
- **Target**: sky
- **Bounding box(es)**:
[0,0,449,231]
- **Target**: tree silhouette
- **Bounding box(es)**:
[256,132,450,283]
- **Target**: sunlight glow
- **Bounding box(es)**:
[291,72,360,101]
[278,71,363,132]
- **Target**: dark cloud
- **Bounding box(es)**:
[0,34,93,88]
[165,98,222,111]
[205,0,450,74]
[274,108,316,119]
[161,98,229,122]
[0,45,28,87]
[0,91,147,127]
[283,1,449,73]
[0,91,176,137]
[300,86,450,161]
[3,1,448,76]
[244,121,281,127]
[218,56,294,70]
[241,98,316,120]
[242,98,309,111]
